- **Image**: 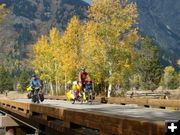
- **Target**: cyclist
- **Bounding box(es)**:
[78,67,89,91]
[30,74,41,103]
[30,74,41,88]
[78,67,93,103]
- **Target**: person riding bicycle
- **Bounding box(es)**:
[30,74,41,89]
[30,74,42,103]
[72,81,81,100]
[78,67,89,91]
[85,80,93,92]
[78,67,94,103]
[84,79,94,104]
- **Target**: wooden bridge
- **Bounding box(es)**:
[0,98,180,135]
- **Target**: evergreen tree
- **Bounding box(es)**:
[169,73,179,89]
[0,66,13,93]
[135,37,162,90]
[19,70,29,92]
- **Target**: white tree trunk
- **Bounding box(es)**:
[107,62,112,97]
[65,73,67,91]
[107,84,112,97]
[49,82,54,96]
[55,78,58,95]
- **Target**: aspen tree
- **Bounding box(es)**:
[33,28,61,95]
[60,16,83,85]
[84,0,139,97]
[0,4,8,22]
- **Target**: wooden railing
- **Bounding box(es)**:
[125,92,170,99]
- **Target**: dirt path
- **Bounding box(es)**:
[0,91,27,100]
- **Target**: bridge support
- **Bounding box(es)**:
[5,127,15,135]
[0,115,19,135]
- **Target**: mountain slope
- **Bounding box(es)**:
[0,0,88,62]
[0,0,180,66]
[84,0,180,66]
[135,0,180,65]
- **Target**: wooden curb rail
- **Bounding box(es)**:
[0,99,165,135]
[44,96,180,109]
[108,98,180,109]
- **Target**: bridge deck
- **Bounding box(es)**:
[0,99,180,135]
[14,99,180,121]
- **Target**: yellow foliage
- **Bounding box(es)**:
[32,0,140,95]
[177,59,180,66]
[33,28,61,82]
[83,0,139,84]
[34,69,39,75]
[164,66,175,74]
[0,4,8,22]
[60,16,83,81]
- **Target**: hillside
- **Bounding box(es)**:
[0,0,180,67]
[84,0,180,66]
[0,0,88,63]
[135,0,180,66]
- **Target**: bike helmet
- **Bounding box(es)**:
[31,74,36,77]
[81,66,85,71]
[73,81,78,85]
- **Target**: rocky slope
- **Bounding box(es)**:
[0,0,88,63]
[135,0,180,66]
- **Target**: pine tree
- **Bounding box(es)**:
[135,37,162,90]
[0,66,13,93]
[19,70,29,93]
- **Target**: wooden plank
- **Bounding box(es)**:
[45,96,102,103]
[29,104,65,120]
[148,99,180,108]
[44,96,67,100]
[64,108,165,135]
